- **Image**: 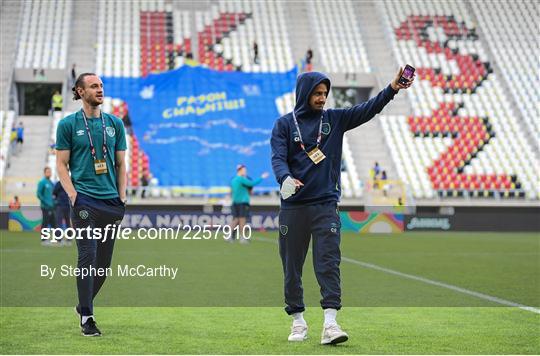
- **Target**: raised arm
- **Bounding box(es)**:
[238,176,263,188]
[339,67,414,131]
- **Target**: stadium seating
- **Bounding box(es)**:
[470,1,539,140]
[139,7,192,76]
[199,0,294,72]
[0,111,16,180]
[103,98,150,189]
[97,0,191,77]
[47,111,63,182]
[310,0,371,73]
[6,0,536,201]
[15,0,71,69]
[379,0,539,199]
[96,0,293,77]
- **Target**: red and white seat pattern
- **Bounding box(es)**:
[101,98,151,188]
[197,0,293,72]
[97,0,191,77]
[196,11,248,71]
[140,9,192,76]
[379,0,538,199]
[471,1,539,141]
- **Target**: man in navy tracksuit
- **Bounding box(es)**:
[271,69,413,344]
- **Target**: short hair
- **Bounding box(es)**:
[72,73,97,101]
[44,167,51,173]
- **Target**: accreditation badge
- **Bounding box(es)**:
[307,147,326,164]
[94,159,108,175]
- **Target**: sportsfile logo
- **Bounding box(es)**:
[41,224,252,242]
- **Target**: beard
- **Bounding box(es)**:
[85,96,103,107]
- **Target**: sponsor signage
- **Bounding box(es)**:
[405,215,453,231]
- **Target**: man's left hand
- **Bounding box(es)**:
[391,67,415,91]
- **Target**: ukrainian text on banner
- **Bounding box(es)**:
[102,66,297,190]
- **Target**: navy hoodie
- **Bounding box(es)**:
[270,72,397,208]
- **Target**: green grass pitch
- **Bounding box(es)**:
[1,230,539,354]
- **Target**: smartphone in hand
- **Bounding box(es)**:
[398,64,415,85]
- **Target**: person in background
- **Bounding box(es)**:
[380,170,389,196]
[9,126,17,155]
[253,41,259,64]
[8,196,21,210]
[372,162,381,189]
[229,164,268,243]
[373,162,380,178]
[52,91,63,112]
[140,172,150,199]
[71,63,77,86]
[37,167,56,241]
[305,48,314,72]
[53,180,72,246]
[48,139,56,155]
[16,122,24,153]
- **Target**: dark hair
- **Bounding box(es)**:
[72,72,96,100]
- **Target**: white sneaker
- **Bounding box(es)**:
[288,323,308,342]
[321,323,348,345]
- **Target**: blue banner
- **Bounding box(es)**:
[102,66,297,190]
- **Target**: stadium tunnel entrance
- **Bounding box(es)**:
[16,82,62,115]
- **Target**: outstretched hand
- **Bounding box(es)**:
[280,176,304,200]
[391,67,415,91]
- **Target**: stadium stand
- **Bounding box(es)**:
[15,0,71,69]
[0,1,22,111]
[379,0,539,199]
[309,0,371,73]
[2,0,538,203]
[470,1,539,142]
[199,0,294,72]
[48,111,64,182]
[0,111,16,180]
[97,0,141,77]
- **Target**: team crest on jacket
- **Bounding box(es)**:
[322,123,331,135]
[79,210,89,219]
[280,225,288,236]
[106,127,115,137]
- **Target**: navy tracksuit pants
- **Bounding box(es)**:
[278,201,342,314]
[56,205,70,228]
[70,192,125,316]
[41,207,56,228]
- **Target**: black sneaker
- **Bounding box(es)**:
[81,317,101,337]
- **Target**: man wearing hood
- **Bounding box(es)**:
[271,68,413,344]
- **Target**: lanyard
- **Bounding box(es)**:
[292,110,323,152]
[80,109,107,159]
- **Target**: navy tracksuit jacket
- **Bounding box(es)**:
[270,72,397,314]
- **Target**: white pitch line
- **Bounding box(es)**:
[254,236,540,314]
